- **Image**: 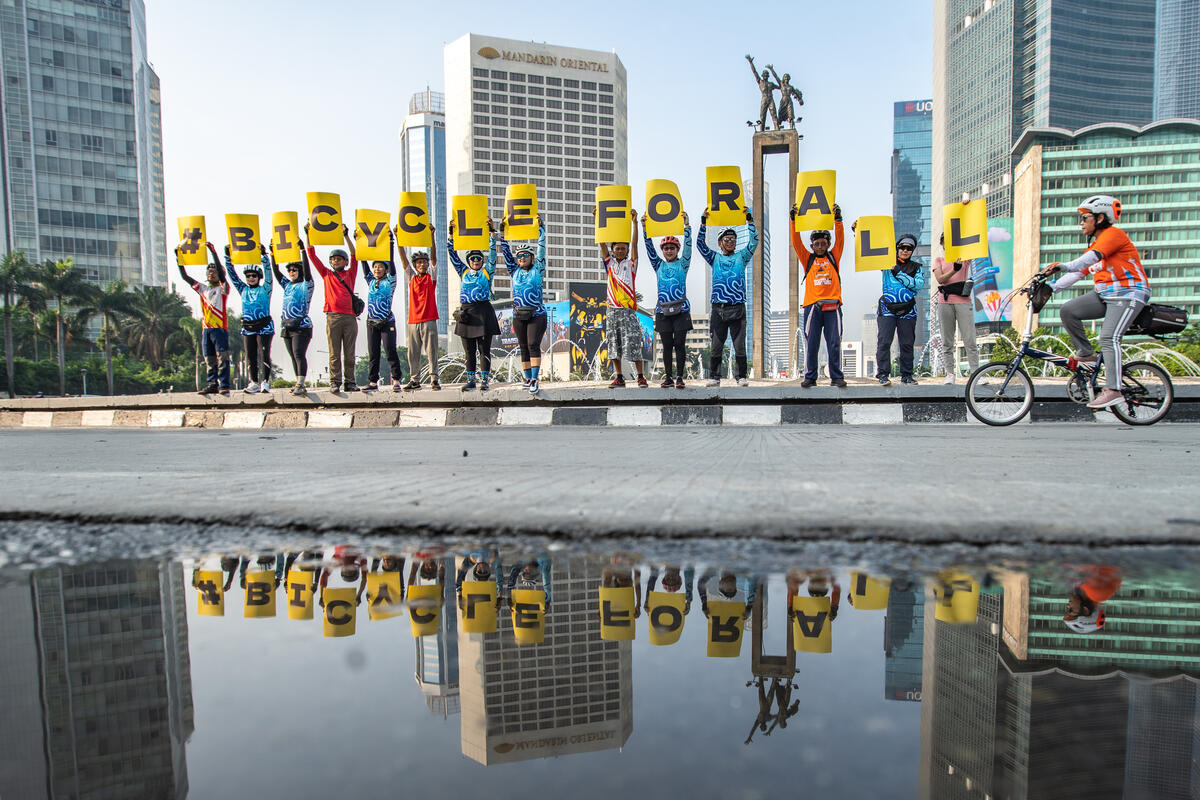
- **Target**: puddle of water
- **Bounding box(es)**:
[1,540,1198,799]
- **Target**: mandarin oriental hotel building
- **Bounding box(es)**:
[443,34,627,332]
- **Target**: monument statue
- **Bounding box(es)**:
[745,54,779,131]
[768,65,804,129]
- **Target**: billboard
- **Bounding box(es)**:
[566,282,654,373]
[970,218,1014,326]
[495,301,570,354]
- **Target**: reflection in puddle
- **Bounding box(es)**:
[1,547,1198,797]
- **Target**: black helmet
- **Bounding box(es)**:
[809,230,831,244]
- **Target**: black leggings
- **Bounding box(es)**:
[462,335,493,373]
[513,315,548,362]
[244,332,274,383]
[709,306,747,379]
[662,330,687,377]
[366,321,403,383]
[283,328,312,379]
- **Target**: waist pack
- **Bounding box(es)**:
[280,317,305,333]
[513,306,538,322]
[713,303,745,322]
[366,317,393,331]
[242,316,271,334]
[1128,303,1188,337]
[658,300,686,316]
[882,298,916,317]
[938,280,973,300]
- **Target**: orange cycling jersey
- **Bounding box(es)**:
[791,219,844,308]
[1088,226,1149,301]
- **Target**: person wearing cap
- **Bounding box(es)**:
[398,229,440,391]
[500,214,548,394]
[361,230,405,392]
[644,564,694,615]
[595,207,646,388]
[305,223,360,392]
[270,245,314,396]
[1063,565,1121,634]
[176,240,231,395]
[642,212,693,388]
[697,206,758,386]
[224,242,274,393]
[790,203,846,388]
[447,218,501,391]
[932,232,979,383]
[871,230,925,386]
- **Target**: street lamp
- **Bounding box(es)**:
[80,367,87,396]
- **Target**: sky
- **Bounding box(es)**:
[147,0,933,374]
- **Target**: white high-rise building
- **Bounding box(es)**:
[443,34,628,320]
[767,309,790,377]
[400,90,450,338]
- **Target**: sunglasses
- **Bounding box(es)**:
[897,245,915,251]
[662,244,679,249]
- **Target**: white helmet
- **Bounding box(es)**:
[1078,195,1121,224]
[1064,607,1106,634]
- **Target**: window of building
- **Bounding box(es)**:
[564,78,579,88]
[582,80,596,90]
[546,76,562,86]
[509,72,525,81]
[527,85,544,96]
[510,96,525,105]
[491,81,507,91]
[546,88,562,97]
[510,84,525,94]
[473,79,488,89]
[564,90,579,99]
[527,74,543,84]
[582,93,596,102]
[473,91,488,101]
[44,129,56,146]
[474,68,488,77]
[491,104,507,114]
[546,100,562,109]
[490,70,507,78]
[42,75,54,90]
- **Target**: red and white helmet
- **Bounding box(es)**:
[660,236,681,248]
[1078,195,1121,223]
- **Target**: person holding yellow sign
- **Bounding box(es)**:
[642,212,693,388]
[305,224,362,392]
[506,556,552,614]
[224,243,274,393]
[932,232,979,383]
[644,565,693,614]
[360,232,405,392]
[869,230,925,386]
[594,207,646,388]
[455,548,503,607]
[269,246,314,396]
[398,234,440,391]
[790,204,846,388]
[697,206,757,386]
[499,215,548,394]
[447,218,501,391]
[176,240,232,395]
[698,568,756,619]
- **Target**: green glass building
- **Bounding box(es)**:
[1011,120,1200,334]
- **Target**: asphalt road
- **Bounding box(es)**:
[1,425,1198,545]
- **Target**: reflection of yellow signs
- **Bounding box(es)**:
[225,214,261,266]
[646,591,686,646]
[395,192,431,248]
[284,569,314,620]
[598,586,636,641]
[706,600,745,658]
[271,212,302,265]
[322,587,357,637]
[706,166,744,226]
[195,569,224,616]
[306,191,342,245]
[793,170,836,231]
[791,596,833,654]
[854,215,897,272]
[407,583,442,637]
[176,216,207,266]
[354,209,391,261]
[511,588,546,644]
[460,580,498,634]
[848,572,891,611]
[933,571,980,624]
[243,570,276,618]
[503,184,539,240]
[451,195,490,251]
[644,179,684,236]
[942,200,989,261]
[365,572,404,620]
[594,185,631,244]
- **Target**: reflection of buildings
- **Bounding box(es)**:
[457,555,632,765]
[414,566,461,718]
[0,561,193,798]
[884,581,924,702]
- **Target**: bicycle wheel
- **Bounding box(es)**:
[1110,360,1173,425]
[966,361,1034,426]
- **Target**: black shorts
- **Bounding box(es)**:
[654,311,693,334]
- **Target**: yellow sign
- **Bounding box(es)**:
[933,571,980,624]
[594,184,632,243]
[284,569,315,620]
[194,569,224,617]
[365,572,405,620]
[644,179,684,236]
[270,212,302,265]
[598,586,637,641]
[791,595,833,654]
[451,195,490,251]
[225,214,261,266]
[942,200,989,261]
[354,209,391,261]
[705,166,744,226]
[460,580,498,634]
[407,583,443,637]
[855,216,896,272]
[793,170,836,231]
[322,587,358,637]
[176,216,208,266]
[511,588,546,644]
[848,572,891,611]
[504,184,539,241]
[243,570,276,618]
[706,600,745,658]
[646,591,686,646]
[306,191,343,245]
[395,192,432,248]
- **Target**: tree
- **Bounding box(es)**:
[176,317,204,391]
[0,250,40,398]
[75,279,136,395]
[120,285,190,369]
[30,258,97,395]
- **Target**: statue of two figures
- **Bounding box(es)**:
[747,55,803,131]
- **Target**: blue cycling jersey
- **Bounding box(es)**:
[362,261,398,321]
[225,250,274,335]
[448,234,498,304]
[879,259,926,319]
[501,227,547,316]
[272,251,313,329]
[697,218,757,305]
[644,226,692,314]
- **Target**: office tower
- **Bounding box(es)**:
[1154,0,1200,120]
[400,89,450,337]
[892,99,933,352]
[414,563,461,718]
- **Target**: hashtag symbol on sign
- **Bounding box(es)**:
[180,228,201,255]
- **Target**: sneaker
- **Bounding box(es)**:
[245,381,260,393]
[878,377,892,386]
[480,379,490,392]
[218,388,230,396]
[343,383,360,392]
[800,378,816,388]
[737,378,750,387]
[403,381,420,391]
[463,379,477,390]
[430,380,441,391]
[943,374,956,385]
[528,378,539,394]
[198,385,218,396]
[636,375,648,388]
[608,376,626,388]
[660,376,674,388]
[522,378,532,389]
[291,383,306,396]
[831,379,847,388]
[365,382,379,391]
[1087,388,1124,409]
[392,380,402,392]
[900,376,918,385]
[675,377,685,389]
[705,378,720,387]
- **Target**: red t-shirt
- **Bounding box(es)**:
[307,246,358,315]
[408,273,438,324]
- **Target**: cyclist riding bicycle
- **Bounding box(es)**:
[1037,194,1150,410]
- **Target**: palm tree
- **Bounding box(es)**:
[120,285,190,369]
[1,250,41,398]
[31,258,97,395]
[75,279,135,395]
[176,317,204,391]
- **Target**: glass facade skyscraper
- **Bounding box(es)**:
[892,99,933,351]
[0,0,166,288]
[400,90,449,336]
[1154,0,1200,120]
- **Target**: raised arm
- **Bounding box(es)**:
[535,218,547,272]
[176,248,197,289]
[681,214,693,268]
[641,217,662,271]
[260,246,272,291]
[396,229,413,278]
[742,209,758,262]
[629,209,639,270]
[745,54,761,84]
[498,225,516,276]
[207,242,227,286]
[789,207,811,263]
[428,225,437,271]
[300,248,312,283]
[831,211,845,263]
[343,224,357,271]
[269,246,286,285]
[223,246,246,291]
[446,225,466,276]
[695,211,715,265]
[304,225,330,277]
[592,206,610,261]
[767,64,782,87]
